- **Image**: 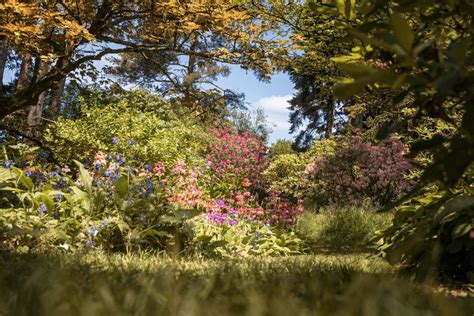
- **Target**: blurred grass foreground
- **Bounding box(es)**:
[1,249,473,316]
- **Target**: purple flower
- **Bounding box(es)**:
[128,139,136,146]
[104,170,113,177]
[38,203,47,216]
[4,160,13,168]
[111,136,118,145]
[216,199,227,209]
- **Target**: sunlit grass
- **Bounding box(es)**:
[1,250,472,316]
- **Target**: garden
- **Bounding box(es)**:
[0,1,473,315]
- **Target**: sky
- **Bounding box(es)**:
[216,65,295,144]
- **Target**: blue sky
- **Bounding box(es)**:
[216,65,295,144]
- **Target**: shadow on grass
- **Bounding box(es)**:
[0,250,472,316]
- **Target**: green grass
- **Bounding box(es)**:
[1,250,472,316]
[0,207,471,315]
[297,206,393,252]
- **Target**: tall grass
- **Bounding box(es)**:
[0,251,471,316]
[297,206,393,251]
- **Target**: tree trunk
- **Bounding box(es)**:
[16,54,32,92]
[0,44,8,93]
[324,97,335,138]
[49,57,67,119]
[27,60,50,131]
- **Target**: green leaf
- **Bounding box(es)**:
[452,222,471,239]
[336,0,356,20]
[12,168,33,191]
[114,176,129,198]
[447,38,470,65]
[73,160,92,194]
[390,13,414,53]
[38,193,55,212]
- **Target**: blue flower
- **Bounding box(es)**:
[56,194,64,201]
[139,214,146,222]
[38,203,47,216]
[144,179,154,194]
[104,170,113,177]
[111,136,118,145]
[54,178,65,190]
[50,170,59,178]
[128,139,136,146]
[95,164,101,172]
[144,164,153,171]
[90,226,99,237]
[4,160,13,168]
[25,170,32,177]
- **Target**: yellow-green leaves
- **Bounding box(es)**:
[390,13,414,54]
[336,0,356,20]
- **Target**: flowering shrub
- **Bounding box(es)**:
[0,149,304,255]
[200,190,303,228]
[304,135,415,207]
[206,128,268,195]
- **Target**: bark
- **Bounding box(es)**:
[16,54,32,92]
[48,58,67,119]
[0,44,8,93]
[49,76,66,119]
[27,60,50,129]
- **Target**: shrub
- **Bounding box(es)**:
[304,134,414,207]
[0,156,208,253]
[262,153,308,199]
[45,90,209,167]
[206,128,268,195]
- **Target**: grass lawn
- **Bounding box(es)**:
[1,250,472,316]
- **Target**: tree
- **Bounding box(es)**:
[0,0,291,121]
[249,1,355,149]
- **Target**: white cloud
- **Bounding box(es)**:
[254,94,292,113]
[252,94,293,143]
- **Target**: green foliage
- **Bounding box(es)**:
[263,138,335,199]
[45,90,209,167]
[297,206,393,251]
[268,139,296,156]
[263,153,308,198]
[186,217,304,258]
[376,168,474,281]
[0,158,202,253]
[331,0,474,189]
